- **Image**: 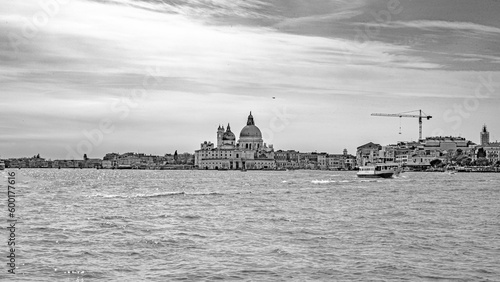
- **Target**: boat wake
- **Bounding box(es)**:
[89,191,187,199]
[311,179,354,184]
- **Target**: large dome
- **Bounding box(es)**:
[239,112,262,139]
[240,125,262,138]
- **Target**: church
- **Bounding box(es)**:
[194,112,276,170]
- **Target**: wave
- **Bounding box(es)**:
[180,215,202,220]
[311,179,353,184]
[190,192,223,196]
[89,191,227,199]
[311,179,335,184]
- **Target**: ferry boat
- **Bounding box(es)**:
[357,163,401,178]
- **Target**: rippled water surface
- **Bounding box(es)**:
[2,169,499,281]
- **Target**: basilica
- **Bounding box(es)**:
[194,112,276,170]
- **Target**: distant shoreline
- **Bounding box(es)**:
[3,167,500,173]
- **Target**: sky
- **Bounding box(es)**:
[0,0,499,159]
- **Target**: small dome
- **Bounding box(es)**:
[223,131,235,140]
[222,123,235,141]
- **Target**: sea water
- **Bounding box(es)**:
[1,169,499,281]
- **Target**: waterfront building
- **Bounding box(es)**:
[53,160,82,168]
[194,112,276,170]
[420,136,475,165]
[6,158,29,168]
[274,150,300,169]
[342,150,357,170]
[102,160,114,169]
[317,153,327,169]
[475,125,500,164]
[83,158,102,168]
[422,136,473,151]
[482,143,500,164]
[323,150,356,170]
[356,142,382,167]
[275,150,289,168]
[298,152,319,169]
[357,136,476,170]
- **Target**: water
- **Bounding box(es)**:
[2,169,499,281]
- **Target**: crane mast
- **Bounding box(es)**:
[371,109,432,141]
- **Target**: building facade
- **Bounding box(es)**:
[475,125,500,164]
[356,142,382,167]
[194,112,276,170]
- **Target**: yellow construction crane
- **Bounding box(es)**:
[371,109,432,141]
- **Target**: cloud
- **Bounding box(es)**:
[385,20,500,34]
[0,0,499,158]
[91,0,276,21]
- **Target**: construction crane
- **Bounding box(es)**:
[371,109,432,141]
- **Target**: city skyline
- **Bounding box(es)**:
[1,0,499,159]
[1,119,496,160]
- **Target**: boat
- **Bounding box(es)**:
[357,163,401,178]
[117,165,132,169]
[0,160,5,170]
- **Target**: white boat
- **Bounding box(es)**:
[357,163,401,178]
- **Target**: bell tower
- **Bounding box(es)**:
[480,124,489,146]
[217,125,224,147]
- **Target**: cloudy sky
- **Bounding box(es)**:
[1,0,499,159]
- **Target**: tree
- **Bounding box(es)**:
[174,150,178,163]
[476,158,490,166]
[477,148,487,158]
[36,154,40,158]
[455,154,466,164]
[460,157,472,167]
[430,159,442,167]
[83,154,88,161]
[487,151,498,162]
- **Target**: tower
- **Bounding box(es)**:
[217,125,224,147]
[480,124,489,146]
[247,111,254,125]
